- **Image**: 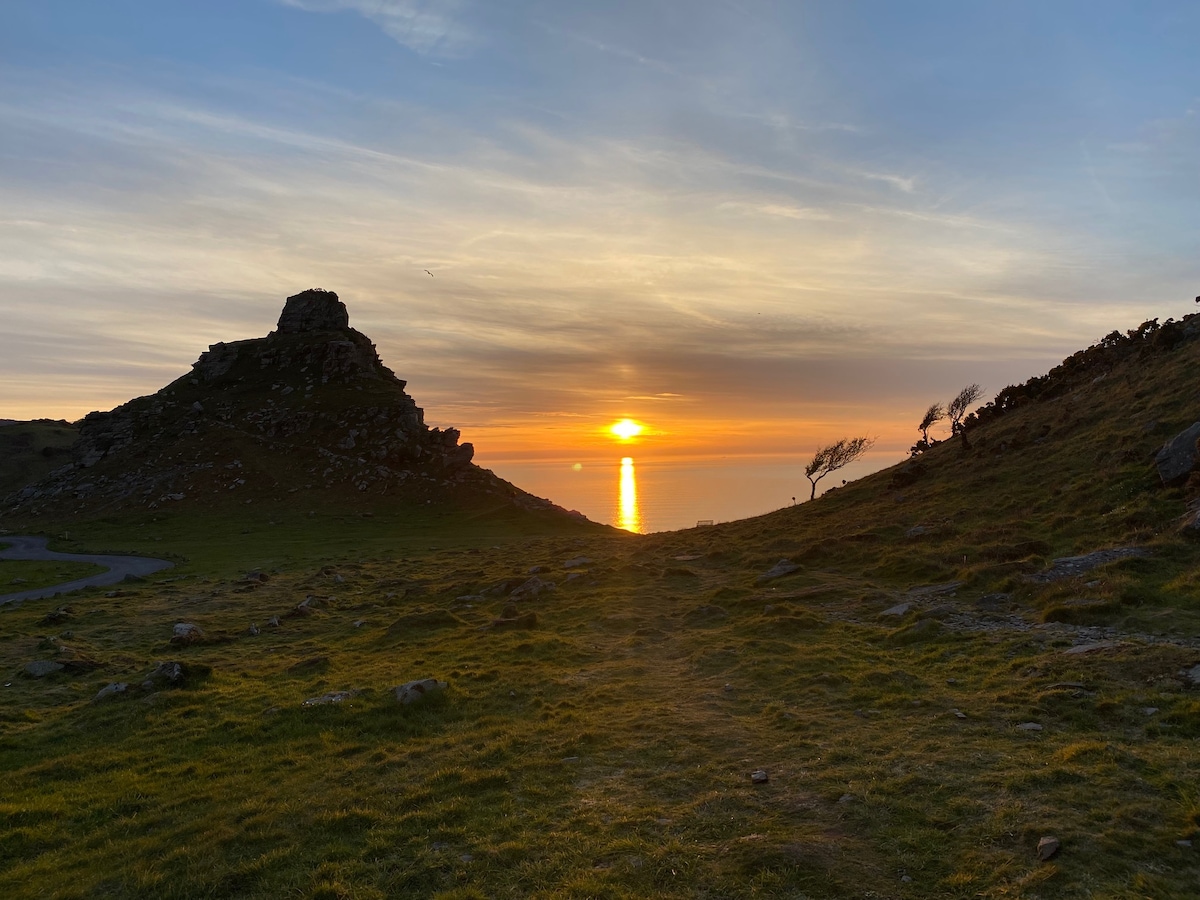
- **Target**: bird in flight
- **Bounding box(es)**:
[424,270,434,278]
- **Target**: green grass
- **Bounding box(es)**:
[0,559,106,594]
[3,324,1200,896]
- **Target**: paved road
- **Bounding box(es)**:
[0,535,173,605]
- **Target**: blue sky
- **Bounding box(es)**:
[1,1,1197,459]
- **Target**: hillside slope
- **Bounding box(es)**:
[674,312,1200,631]
[4,312,1200,898]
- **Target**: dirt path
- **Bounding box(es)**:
[0,535,173,605]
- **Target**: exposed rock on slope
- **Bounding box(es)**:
[4,290,577,520]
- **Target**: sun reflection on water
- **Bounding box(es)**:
[617,457,642,533]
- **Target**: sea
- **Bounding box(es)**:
[481,454,893,534]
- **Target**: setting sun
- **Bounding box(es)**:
[610,419,644,441]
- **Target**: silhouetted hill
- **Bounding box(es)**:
[1,290,591,528]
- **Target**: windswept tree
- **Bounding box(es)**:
[947,383,984,448]
[911,402,946,454]
[947,384,983,434]
[804,436,875,500]
[918,403,946,443]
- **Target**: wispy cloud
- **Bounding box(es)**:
[0,49,1192,455]
[278,0,476,57]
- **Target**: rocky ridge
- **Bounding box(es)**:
[4,290,576,520]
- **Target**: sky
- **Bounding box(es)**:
[2,0,1198,468]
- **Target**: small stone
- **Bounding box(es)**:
[901,875,913,883]
[23,660,65,678]
[1176,840,1193,849]
[950,709,967,719]
[267,616,281,628]
[353,619,366,628]
[880,602,911,617]
[561,756,580,763]
[248,624,260,636]
[723,683,734,693]
[1036,835,1061,861]
[563,556,593,568]
[837,793,853,804]
[302,690,353,707]
[1142,707,1159,716]
[750,769,769,784]
[528,565,547,574]
[1017,722,1044,732]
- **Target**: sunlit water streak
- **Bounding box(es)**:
[485,455,887,534]
[617,457,642,533]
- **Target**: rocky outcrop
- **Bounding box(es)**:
[275,289,350,334]
[3,290,585,522]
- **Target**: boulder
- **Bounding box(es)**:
[23,660,65,678]
[1156,422,1200,484]
[171,623,205,644]
[394,678,447,705]
[94,682,128,702]
[510,575,555,600]
[147,661,185,685]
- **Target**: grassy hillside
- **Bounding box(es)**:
[0,420,78,497]
[3,318,1200,898]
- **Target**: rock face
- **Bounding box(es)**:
[4,289,581,522]
[275,289,350,334]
